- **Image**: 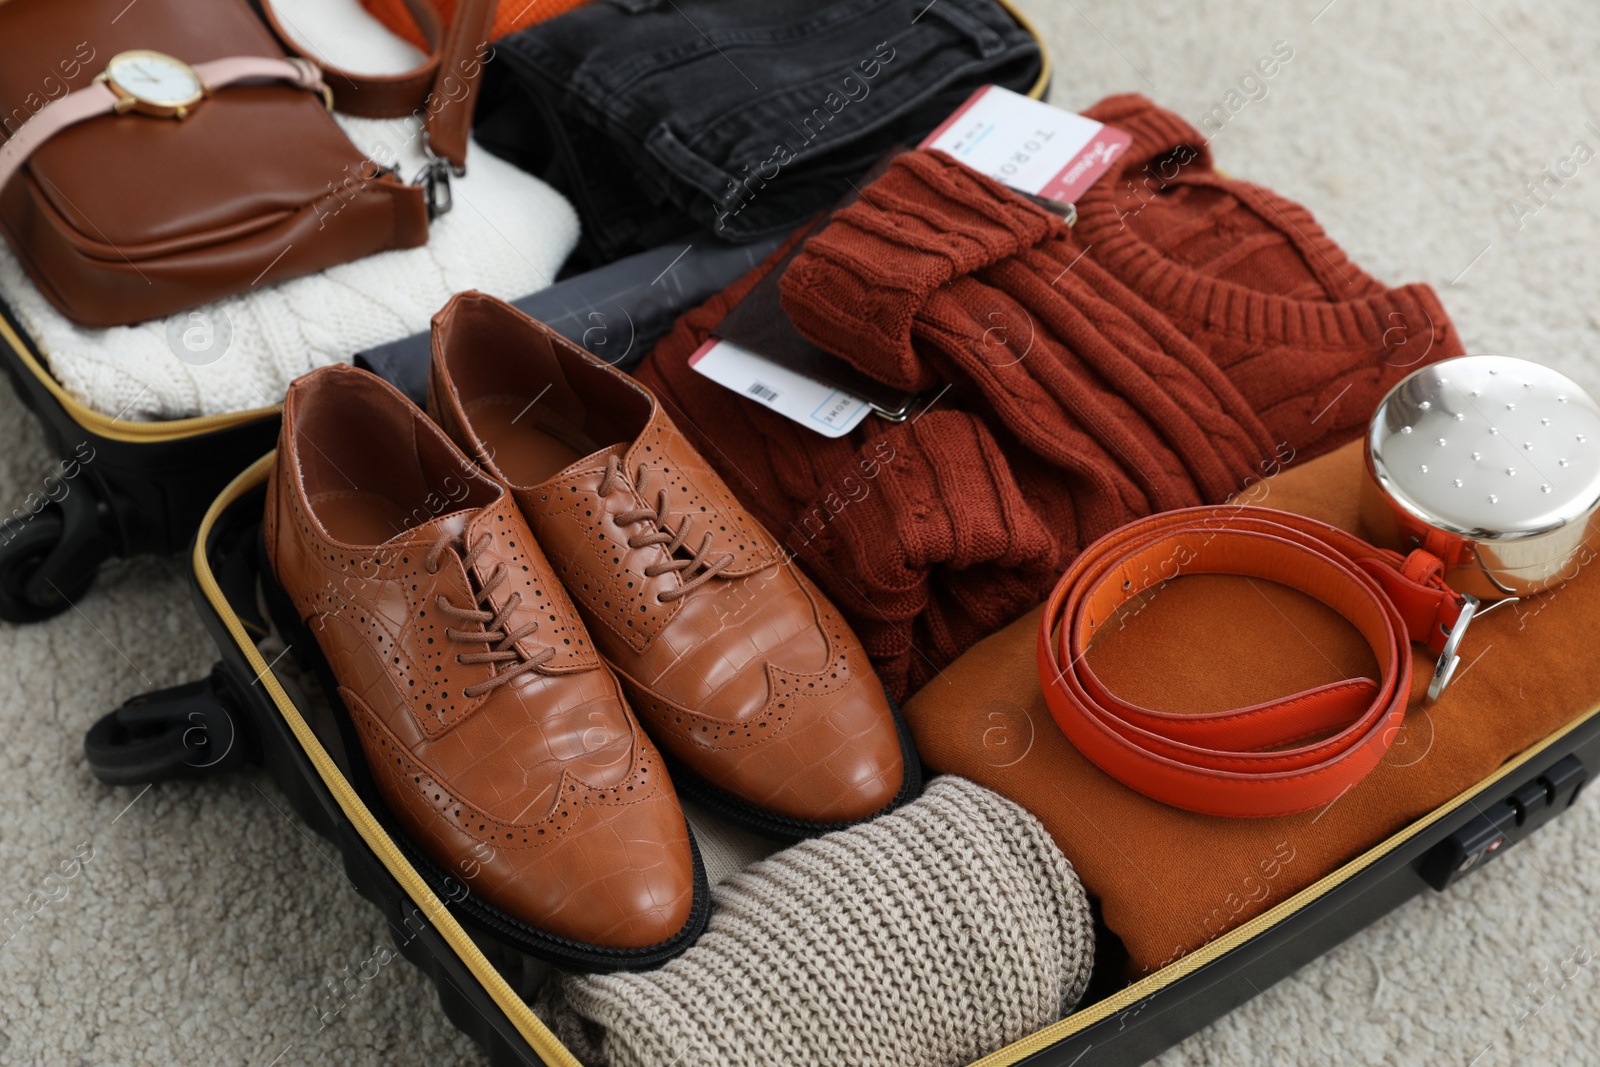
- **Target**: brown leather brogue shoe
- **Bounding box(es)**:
[427,292,919,836]
[262,363,706,969]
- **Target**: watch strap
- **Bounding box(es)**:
[0,82,118,195]
[0,57,330,196]
[255,0,495,172]
[193,55,327,97]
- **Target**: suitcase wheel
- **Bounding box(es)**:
[85,665,258,786]
[0,486,115,623]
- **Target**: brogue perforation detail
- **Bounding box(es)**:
[477,509,597,667]
[282,486,488,734]
[629,415,781,574]
[350,691,664,852]
[620,621,857,753]
[524,474,681,653]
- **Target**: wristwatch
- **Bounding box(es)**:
[1362,355,1600,600]
[0,49,330,193]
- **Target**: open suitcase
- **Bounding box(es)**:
[83,448,1598,1067]
[38,2,1594,1060]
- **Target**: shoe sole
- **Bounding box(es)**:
[256,528,711,973]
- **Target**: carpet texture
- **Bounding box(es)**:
[1,1,1599,1064]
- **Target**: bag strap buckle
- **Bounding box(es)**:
[412,139,454,220]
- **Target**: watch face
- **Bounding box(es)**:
[105,50,203,109]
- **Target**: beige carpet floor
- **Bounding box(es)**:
[3,0,1600,1063]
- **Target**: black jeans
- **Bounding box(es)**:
[477,0,1042,267]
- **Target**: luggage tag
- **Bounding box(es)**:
[919,84,1132,207]
[692,86,1129,436]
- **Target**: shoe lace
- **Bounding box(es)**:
[425,531,554,697]
[598,454,734,603]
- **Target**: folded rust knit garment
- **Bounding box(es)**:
[635,94,1462,700]
[902,439,1600,977]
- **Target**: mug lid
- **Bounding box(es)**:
[1367,355,1600,540]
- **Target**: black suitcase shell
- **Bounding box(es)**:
[0,298,280,623]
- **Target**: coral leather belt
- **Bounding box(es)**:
[1037,506,1479,818]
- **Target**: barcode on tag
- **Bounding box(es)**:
[688,338,871,438]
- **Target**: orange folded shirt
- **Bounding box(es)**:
[904,438,1600,977]
[360,0,589,50]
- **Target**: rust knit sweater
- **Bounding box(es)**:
[635,95,1462,701]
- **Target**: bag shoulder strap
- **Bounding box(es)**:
[255,0,494,172]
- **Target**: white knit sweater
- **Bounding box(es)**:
[0,0,578,421]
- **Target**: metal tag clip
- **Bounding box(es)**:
[1020,191,1077,226]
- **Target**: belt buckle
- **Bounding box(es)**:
[1428,594,1479,701]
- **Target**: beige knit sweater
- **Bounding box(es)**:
[538,776,1094,1067]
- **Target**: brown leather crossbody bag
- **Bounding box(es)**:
[0,0,493,328]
